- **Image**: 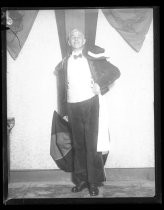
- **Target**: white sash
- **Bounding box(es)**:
[97,94,110,152]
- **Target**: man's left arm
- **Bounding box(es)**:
[94,59,121,95]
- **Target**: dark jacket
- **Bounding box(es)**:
[54,48,121,117]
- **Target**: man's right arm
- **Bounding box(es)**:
[54,56,68,75]
[54,61,63,76]
[54,57,68,118]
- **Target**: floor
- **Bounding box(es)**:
[7,180,155,199]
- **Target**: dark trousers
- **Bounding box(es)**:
[67,95,106,185]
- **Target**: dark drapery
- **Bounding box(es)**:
[102,9,153,52]
[55,9,104,59]
[7,10,38,60]
[6,9,153,60]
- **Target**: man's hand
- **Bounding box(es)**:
[63,116,68,122]
[92,83,101,95]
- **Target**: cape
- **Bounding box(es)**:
[50,111,109,172]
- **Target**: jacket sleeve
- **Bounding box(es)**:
[93,59,121,95]
[54,59,67,117]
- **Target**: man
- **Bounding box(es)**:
[54,29,120,196]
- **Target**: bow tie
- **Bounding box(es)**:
[73,54,82,59]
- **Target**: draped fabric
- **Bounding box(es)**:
[55,9,104,59]
[7,9,153,59]
[55,10,68,58]
[102,9,153,52]
[65,10,85,39]
[50,111,73,172]
[55,9,153,58]
[7,10,38,60]
[50,111,108,172]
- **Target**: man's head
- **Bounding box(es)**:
[68,29,86,50]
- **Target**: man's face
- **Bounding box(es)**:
[69,30,86,50]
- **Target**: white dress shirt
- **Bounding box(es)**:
[67,51,95,103]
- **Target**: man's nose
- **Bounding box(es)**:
[74,37,79,41]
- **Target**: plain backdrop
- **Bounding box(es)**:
[7,9,154,170]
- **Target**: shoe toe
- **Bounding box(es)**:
[71,186,78,193]
[71,181,88,193]
[89,185,99,196]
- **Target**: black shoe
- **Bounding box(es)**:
[88,184,99,196]
[71,181,88,193]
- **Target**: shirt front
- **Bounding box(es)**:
[67,52,95,103]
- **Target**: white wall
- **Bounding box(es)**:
[7,10,154,170]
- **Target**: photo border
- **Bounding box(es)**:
[1,5,161,205]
